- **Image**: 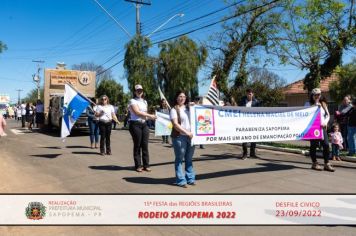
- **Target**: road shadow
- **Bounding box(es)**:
[123,162,298,185]
[30,154,61,159]
[89,165,133,171]
[72,151,100,155]
[39,146,62,149]
[66,145,88,149]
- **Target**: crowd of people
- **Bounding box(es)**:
[1,85,355,187]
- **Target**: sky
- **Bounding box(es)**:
[0,0,354,104]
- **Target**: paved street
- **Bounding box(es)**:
[1,119,356,235]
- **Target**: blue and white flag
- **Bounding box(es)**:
[61,84,90,138]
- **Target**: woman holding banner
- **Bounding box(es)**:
[308,88,335,172]
[128,84,156,172]
[170,91,196,188]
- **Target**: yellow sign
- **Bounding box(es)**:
[50,70,78,85]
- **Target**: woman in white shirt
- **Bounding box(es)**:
[308,88,334,172]
[128,84,156,172]
[95,95,118,156]
[170,91,195,188]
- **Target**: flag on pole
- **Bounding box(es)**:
[158,86,171,109]
[61,84,90,138]
[205,76,219,106]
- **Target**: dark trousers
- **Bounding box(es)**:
[310,128,330,164]
[21,116,26,127]
[242,142,256,156]
[99,121,112,154]
[129,121,150,169]
[340,124,348,150]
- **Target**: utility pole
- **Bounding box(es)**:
[32,60,45,100]
[16,89,23,104]
[125,0,151,35]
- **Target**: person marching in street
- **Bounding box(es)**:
[35,99,45,130]
[330,123,343,161]
[345,99,356,156]
[26,102,35,131]
[170,91,196,188]
[0,112,7,137]
[239,88,260,159]
[87,97,99,149]
[95,95,118,156]
[159,98,170,144]
[128,84,157,172]
[308,88,335,172]
[20,102,26,128]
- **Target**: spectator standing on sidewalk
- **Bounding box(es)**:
[335,96,352,150]
[330,123,343,161]
[345,99,356,156]
[238,88,259,159]
[308,88,334,172]
[128,84,156,172]
[35,99,45,129]
[170,91,196,188]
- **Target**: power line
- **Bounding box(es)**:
[148,0,246,36]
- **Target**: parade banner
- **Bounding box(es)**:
[191,105,322,145]
[1,195,356,225]
[155,111,173,136]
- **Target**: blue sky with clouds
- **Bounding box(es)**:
[0,0,354,104]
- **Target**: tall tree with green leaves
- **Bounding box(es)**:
[157,36,207,102]
[23,88,44,103]
[96,79,127,110]
[71,62,113,87]
[124,35,157,103]
[329,59,356,103]
[0,41,7,53]
[209,0,285,97]
[269,0,355,92]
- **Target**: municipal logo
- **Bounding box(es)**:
[25,202,46,220]
[79,71,91,86]
[314,129,320,137]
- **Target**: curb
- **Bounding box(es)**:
[255,144,356,163]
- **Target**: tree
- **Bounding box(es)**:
[124,36,157,103]
[71,62,113,87]
[269,0,356,92]
[96,79,127,112]
[0,41,7,53]
[329,59,356,103]
[23,88,44,103]
[209,0,285,97]
[157,36,207,102]
[231,67,286,106]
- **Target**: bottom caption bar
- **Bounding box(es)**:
[0,195,355,225]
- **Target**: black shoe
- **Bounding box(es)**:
[106,151,112,155]
[100,152,105,156]
[188,182,196,186]
[250,154,259,158]
[241,154,248,160]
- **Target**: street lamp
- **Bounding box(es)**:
[146,13,184,38]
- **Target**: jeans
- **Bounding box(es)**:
[99,121,112,154]
[331,144,340,157]
[88,119,99,144]
[310,127,330,163]
[129,121,150,169]
[172,135,196,186]
[347,126,356,155]
[340,124,348,150]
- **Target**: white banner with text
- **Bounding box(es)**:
[191,105,323,145]
[0,195,355,225]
